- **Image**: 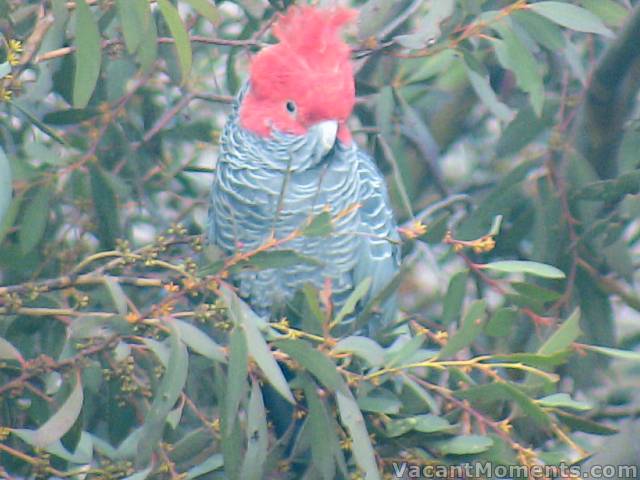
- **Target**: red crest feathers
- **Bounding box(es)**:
[271,6,357,60]
[240,6,357,140]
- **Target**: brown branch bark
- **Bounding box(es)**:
[35,36,264,63]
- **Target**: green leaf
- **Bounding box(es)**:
[574,171,640,203]
[185,454,224,479]
[437,435,493,455]
[336,389,381,480]
[301,283,325,334]
[174,319,226,363]
[333,277,372,329]
[375,85,395,137]
[402,375,439,413]
[166,402,184,429]
[275,339,346,393]
[502,383,551,427]
[482,260,565,279]
[0,146,11,227]
[116,0,143,54]
[32,376,84,447]
[221,286,295,403]
[12,430,89,463]
[121,466,152,480]
[385,333,426,367]
[22,431,93,464]
[42,108,100,125]
[184,0,220,25]
[303,210,334,237]
[225,48,240,94]
[140,338,169,367]
[10,101,66,144]
[538,309,582,355]
[73,0,102,108]
[393,0,454,49]
[24,142,64,166]
[137,322,189,466]
[457,159,537,239]
[302,376,338,480]
[240,380,268,480]
[555,410,618,435]
[528,2,614,37]
[512,10,566,51]
[19,185,52,254]
[158,0,192,84]
[89,162,120,250]
[103,276,127,316]
[357,389,401,414]
[438,300,486,359]
[357,0,398,40]
[485,307,518,337]
[404,49,457,85]
[225,327,248,431]
[457,383,551,428]
[411,415,454,434]
[0,337,24,364]
[333,336,385,368]
[496,106,550,157]
[491,25,544,116]
[442,270,468,325]
[136,0,157,72]
[488,215,503,237]
[488,352,570,369]
[583,345,640,362]
[0,191,22,246]
[511,282,562,303]
[386,414,454,437]
[463,60,513,122]
[579,0,627,27]
[537,393,592,411]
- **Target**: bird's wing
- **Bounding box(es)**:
[351,147,400,332]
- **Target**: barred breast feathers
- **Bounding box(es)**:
[209,89,399,329]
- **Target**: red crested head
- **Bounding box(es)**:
[239,6,357,143]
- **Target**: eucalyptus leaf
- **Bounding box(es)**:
[538,393,592,411]
[0,146,11,227]
[221,286,295,403]
[73,0,102,107]
[437,435,493,455]
[529,2,614,37]
[438,300,486,359]
[174,319,226,363]
[336,389,381,480]
[482,260,565,279]
[158,0,192,84]
[32,376,84,448]
[19,185,52,254]
[240,381,268,480]
[184,0,220,25]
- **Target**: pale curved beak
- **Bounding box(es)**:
[314,120,338,154]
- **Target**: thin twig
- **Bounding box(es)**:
[138,92,196,147]
[35,36,264,63]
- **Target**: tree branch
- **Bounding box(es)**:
[577,4,640,179]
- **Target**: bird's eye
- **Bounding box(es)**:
[285,101,297,114]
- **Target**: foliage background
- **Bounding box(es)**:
[1,0,640,478]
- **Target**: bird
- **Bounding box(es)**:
[208,5,399,335]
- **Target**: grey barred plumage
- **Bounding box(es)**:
[208,86,399,334]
